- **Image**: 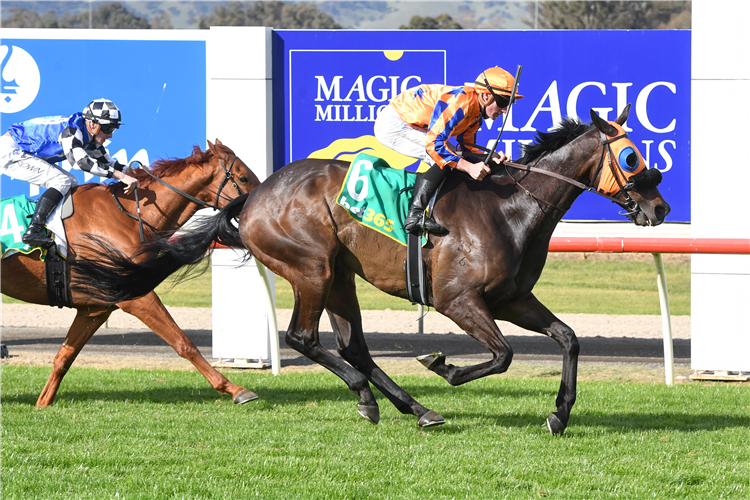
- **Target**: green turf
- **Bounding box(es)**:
[1,365,747,499]
[2,258,691,315]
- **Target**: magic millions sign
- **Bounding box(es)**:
[276,30,690,222]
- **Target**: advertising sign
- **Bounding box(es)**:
[276,30,690,221]
[1,34,207,200]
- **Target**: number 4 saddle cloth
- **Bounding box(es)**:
[336,153,426,247]
[1,195,68,261]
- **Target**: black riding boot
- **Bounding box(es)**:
[22,188,63,249]
[404,165,449,235]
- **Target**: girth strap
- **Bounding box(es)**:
[405,231,428,305]
[45,246,71,308]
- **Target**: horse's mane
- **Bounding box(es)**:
[516,118,591,165]
[131,145,213,187]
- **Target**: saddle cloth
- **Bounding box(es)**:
[336,153,426,247]
[1,195,69,260]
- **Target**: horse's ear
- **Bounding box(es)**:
[215,138,224,147]
[590,108,618,136]
[615,104,631,126]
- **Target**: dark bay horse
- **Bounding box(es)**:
[1,139,261,407]
[72,107,670,434]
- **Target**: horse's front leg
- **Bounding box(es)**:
[117,292,258,404]
[37,307,112,407]
[418,291,515,385]
[495,293,579,435]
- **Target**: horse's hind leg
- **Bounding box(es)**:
[269,256,382,423]
[325,265,445,427]
[495,293,579,436]
[37,307,112,407]
[117,292,257,404]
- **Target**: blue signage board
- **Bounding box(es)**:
[1,37,206,199]
[275,30,690,222]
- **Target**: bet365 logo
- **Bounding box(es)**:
[0,45,41,114]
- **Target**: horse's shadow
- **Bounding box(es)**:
[7,386,747,433]
[5,387,240,407]
[5,384,356,408]
[449,410,750,434]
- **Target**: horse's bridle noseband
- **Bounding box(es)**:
[112,156,245,242]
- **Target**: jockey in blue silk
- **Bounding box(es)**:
[0,98,139,249]
[374,66,523,235]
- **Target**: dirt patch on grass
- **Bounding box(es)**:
[1,304,690,339]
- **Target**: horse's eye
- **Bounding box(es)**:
[239,176,248,184]
[619,147,639,172]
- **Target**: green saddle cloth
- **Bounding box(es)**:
[1,195,48,260]
[336,153,426,247]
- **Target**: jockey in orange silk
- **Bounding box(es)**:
[374,66,524,235]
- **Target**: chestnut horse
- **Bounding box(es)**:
[1,140,260,407]
[72,107,670,434]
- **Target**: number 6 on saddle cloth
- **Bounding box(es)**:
[335,152,432,304]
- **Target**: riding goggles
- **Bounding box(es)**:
[99,123,119,134]
[481,72,514,108]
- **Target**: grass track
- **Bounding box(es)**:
[2,366,747,499]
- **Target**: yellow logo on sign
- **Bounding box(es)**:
[308,135,430,173]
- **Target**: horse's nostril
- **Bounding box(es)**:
[655,203,670,220]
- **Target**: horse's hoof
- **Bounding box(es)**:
[418,410,446,427]
[416,352,445,370]
[233,389,259,404]
[546,413,566,435]
[357,403,380,424]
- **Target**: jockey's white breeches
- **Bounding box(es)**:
[374,105,436,167]
[0,134,78,196]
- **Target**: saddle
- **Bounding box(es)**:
[334,153,436,305]
[0,193,74,308]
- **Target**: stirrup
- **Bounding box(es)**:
[22,224,55,248]
[422,218,448,235]
[405,214,447,235]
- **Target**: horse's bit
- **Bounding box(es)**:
[112,156,244,242]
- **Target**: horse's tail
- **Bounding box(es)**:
[71,193,249,304]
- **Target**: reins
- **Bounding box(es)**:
[112,186,158,241]
[462,134,641,215]
[111,156,244,243]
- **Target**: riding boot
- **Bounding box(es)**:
[404,164,449,235]
[22,188,63,249]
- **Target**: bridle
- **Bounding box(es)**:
[112,156,244,242]
[464,130,643,217]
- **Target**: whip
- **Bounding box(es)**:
[484,64,523,165]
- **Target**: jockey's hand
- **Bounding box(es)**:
[456,157,492,181]
[114,170,140,195]
[490,151,509,165]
